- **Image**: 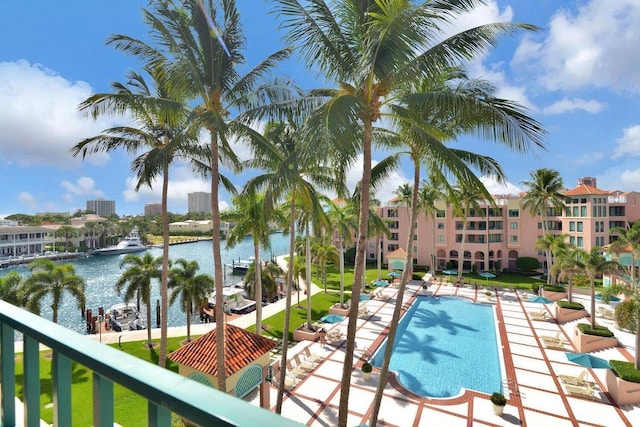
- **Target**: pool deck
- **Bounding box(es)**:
[269,281,640,426]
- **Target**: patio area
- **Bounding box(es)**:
[262,280,640,426]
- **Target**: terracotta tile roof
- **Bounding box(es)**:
[168,324,277,377]
[563,184,610,196]
[386,248,407,259]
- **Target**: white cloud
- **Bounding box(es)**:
[597,168,640,192]
[480,176,522,196]
[61,176,105,197]
[0,60,112,168]
[343,155,411,203]
[513,0,640,92]
[543,97,606,115]
[17,192,38,210]
[612,125,640,159]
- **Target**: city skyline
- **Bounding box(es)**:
[1,1,639,217]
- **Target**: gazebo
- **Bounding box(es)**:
[386,248,407,272]
[168,324,277,409]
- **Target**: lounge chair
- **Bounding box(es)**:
[542,338,565,350]
[271,361,297,390]
[540,332,564,346]
[565,383,596,399]
[294,354,315,371]
[358,305,370,317]
[286,360,307,379]
[529,310,549,321]
[559,370,590,387]
[303,346,323,364]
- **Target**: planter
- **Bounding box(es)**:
[293,323,320,342]
[328,303,350,316]
[606,368,640,405]
[573,327,618,353]
[555,305,588,323]
[362,371,371,381]
[493,404,505,416]
[543,290,567,301]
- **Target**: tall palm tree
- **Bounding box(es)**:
[535,233,568,285]
[244,261,282,306]
[578,248,621,329]
[221,190,272,333]
[311,235,340,293]
[168,258,214,343]
[0,271,24,307]
[553,244,582,303]
[116,252,163,349]
[55,225,77,252]
[73,57,200,367]
[325,198,357,308]
[23,259,86,324]
[520,168,566,283]
[273,3,544,421]
[450,183,485,278]
[136,1,293,391]
[609,221,640,288]
[419,174,446,271]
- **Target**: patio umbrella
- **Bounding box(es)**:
[529,296,553,304]
[320,314,345,324]
[441,269,457,275]
[360,294,371,301]
[373,280,389,287]
[595,294,621,302]
[565,352,612,369]
[479,271,496,282]
[388,271,401,277]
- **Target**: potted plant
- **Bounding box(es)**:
[484,291,492,301]
[490,392,506,415]
[361,362,373,381]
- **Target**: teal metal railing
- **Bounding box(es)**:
[0,300,302,427]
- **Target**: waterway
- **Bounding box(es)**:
[0,232,290,334]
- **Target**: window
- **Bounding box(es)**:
[595,222,600,233]
[581,198,587,203]
[569,221,575,232]
[455,221,463,230]
[388,221,399,229]
[577,222,583,232]
[569,236,575,245]
[572,198,579,204]
[413,234,417,241]
[508,209,519,217]
[510,222,518,229]
[436,209,446,218]
[577,236,583,247]
[387,244,399,251]
[455,234,462,243]
[390,233,399,241]
[437,222,444,229]
[580,206,587,217]
[437,235,445,242]
[387,209,397,218]
[489,234,502,243]
[572,206,579,217]
[510,235,518,242]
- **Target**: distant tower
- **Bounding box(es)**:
[86,199,116,216]
[144,203,162,216]
[577,177,597,188]
[188,192,212,214]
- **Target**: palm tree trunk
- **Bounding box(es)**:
[370,158,421,426]
[590,279,597,329]
[377,236,382,280]
[159,162,170,367]
[276,192,297,413]
[339,240,345,307]
[187,305,192,342]
[305,224,312,329]
[210,134,226,393]
[146,297,153,349]
[254,241,263,334]
[458,217,466,279]
[338,121,371,427]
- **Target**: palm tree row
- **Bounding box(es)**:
[70,0,546,423]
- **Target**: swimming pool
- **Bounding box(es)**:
[372,296,502,398]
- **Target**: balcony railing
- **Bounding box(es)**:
[0,300,302,427]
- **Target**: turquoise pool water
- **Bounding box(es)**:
[373,296,502,398]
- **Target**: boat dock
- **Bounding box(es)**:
[0,251,88,268]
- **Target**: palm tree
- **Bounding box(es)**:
[168,259,214,343]
[450,183,485,278]
[23,259,86,324]
[311,235,340,293]
[553,245,582,303]
[135,1,293,391]
[0,271,24,307]
[221,190,272,333]
[609,222,640,288]
[244,261,282,306]
[55,225,77,252]
[116,252,163,349]
[325,199,357,307]
[419,174,446,271]
[273,3,544,421]
[577,248,622,329]
[535,233,568,285]
[520,169,566,283]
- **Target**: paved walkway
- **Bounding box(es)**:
[261,281,640,426]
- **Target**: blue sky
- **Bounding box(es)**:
[1,0,639,217]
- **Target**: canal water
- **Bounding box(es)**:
[1,232,290,334]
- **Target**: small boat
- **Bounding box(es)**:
[226,256,254,275]
[92,226,147,256]
[207,287,256,315]
[106,302,146,332]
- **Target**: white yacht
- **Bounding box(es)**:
[106,302,146,332]
[92,226,147,256]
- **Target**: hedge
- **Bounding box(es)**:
[577,323,615,338]
[610,360,640,383]
[556,300,585,310]
[543,285,566,292]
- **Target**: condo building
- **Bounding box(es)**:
[144,203,163,216]
[188,192,212,214]
[366,181,640,273]
[86,199,116,217]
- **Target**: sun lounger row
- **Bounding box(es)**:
[564,383,597,399]
[271,349,323,390]
[529,310,550,321]
[597,307,615,320]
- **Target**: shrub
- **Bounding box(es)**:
[361,362,372,373]
[577,323,615,338]
[516,256,539,271]
[543,285,565,292]
[530,283,545,292]
[610,360,640,383]
[557,300,585,310]
[490,392,506,406]
[472,264,478,274]
[614,300,638,333]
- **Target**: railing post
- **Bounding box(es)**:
[148,401,172,427]
[52,352,72,426]
[0,323,16,426]
[93,373,114,427]
[23,336,40,427]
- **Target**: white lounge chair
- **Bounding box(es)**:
[565,383,597,399]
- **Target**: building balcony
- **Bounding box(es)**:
[0,300,302,427]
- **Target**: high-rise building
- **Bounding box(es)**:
[576,176,597,187]
[86,199,116,217]
[144,203,162,216]
[188,192,212,214]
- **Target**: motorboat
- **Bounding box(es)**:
[226,256,254,275]
[92,226,147,256]
[207,287,256,315]
[106,302,146,332]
